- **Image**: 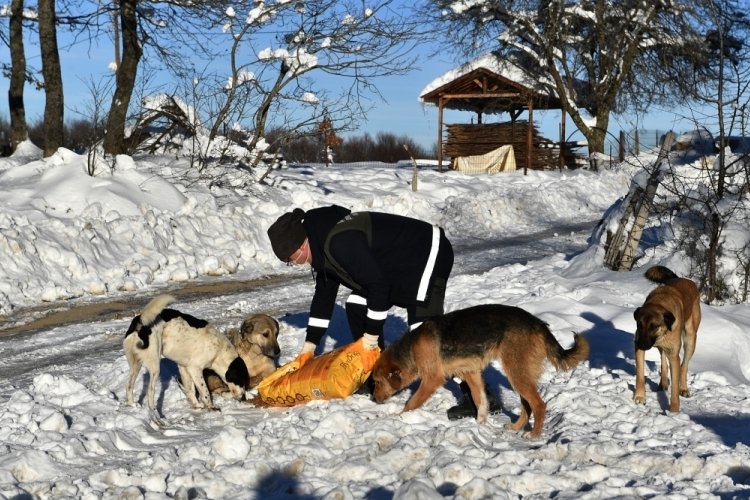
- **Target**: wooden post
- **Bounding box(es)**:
[404,144,418,192]
[438,97,444,173]
[619,130,625,162]
[526,98,533,175]
[634,129,640,156]
[604,132,675,270]
[559,108,566,171]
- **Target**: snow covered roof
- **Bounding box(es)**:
[420,52,563,114]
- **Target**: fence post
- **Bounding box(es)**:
[634,129,640,156]
[404,144,418,192]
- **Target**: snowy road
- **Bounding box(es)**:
[0,220,596,402]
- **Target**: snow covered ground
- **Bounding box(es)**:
[1,143,749,498]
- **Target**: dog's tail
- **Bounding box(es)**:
[644,265,679,284]
[125,294,177,349]
[139,294,177,325]
[544,329,590,372]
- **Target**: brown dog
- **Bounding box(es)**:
[206,314,280,394]
[633,265,701,412]
[371,304,589,438]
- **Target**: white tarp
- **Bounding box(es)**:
[454,144,516,174]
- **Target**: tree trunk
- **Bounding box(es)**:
[103,0,142,156]
[8,0,28,151]
[587,117,608,155]
[38,0,64,157]
[565,106,609,155]
[248,70,285,168]
[705,213,721,303]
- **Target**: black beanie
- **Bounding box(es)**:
[267,208,307,261]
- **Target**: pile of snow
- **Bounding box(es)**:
[1,142,749,498]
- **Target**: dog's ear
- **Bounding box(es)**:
[240,318,256,336]
[226,356,250,389]
[227,327,241,345]
[387,369,402,388]
[633,307,642,321]
[663,311,676,331]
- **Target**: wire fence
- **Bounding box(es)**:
[604,128,681,159]
[306,129,680,171]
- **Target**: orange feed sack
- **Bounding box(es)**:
[253,339,380,407]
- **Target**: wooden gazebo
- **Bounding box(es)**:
[420,53,568,173]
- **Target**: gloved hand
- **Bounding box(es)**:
[292,341,316,367]
[361,333,380,350]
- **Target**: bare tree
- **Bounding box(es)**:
[171,0,421,171]
[425,0,713,154]
[3,0,117,154]
[21,0,418,169]
[38,0,64,156]
[99,0,243,156]
[659,0,750,303]
[102,0,141,155]
[7,0,28,150]
[72,76,113,174]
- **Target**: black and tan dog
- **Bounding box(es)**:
[206,313,280,394]
[371,304,589,438]
[124,295,249,413]
[633,266,701,412]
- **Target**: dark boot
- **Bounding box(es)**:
[447,381,502,420]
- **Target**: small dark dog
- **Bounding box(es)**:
[206,313,280,393]
[123,295,249,413]
[372,304,589,438]
[634,266,701,412]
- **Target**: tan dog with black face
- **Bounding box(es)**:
[634,266,701,412]
[371,304,589,438]
[206,314,280,393]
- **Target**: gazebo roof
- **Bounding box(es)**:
[419,52,563,114]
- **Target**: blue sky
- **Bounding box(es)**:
[0,7,696,153]
[0,21,457,149]
[0,38,581,151]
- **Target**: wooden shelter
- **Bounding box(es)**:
[420,55,570,173]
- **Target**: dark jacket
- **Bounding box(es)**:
[302,205,444,344]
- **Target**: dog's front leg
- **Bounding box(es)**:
[633,348,647,405]
[658,349,670,392]
[403,374,444,413]
[187,366,218,410]
[178,365,204,409]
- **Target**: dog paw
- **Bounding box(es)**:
[504,422,524,433]
[680,389,691,397]
[633,395,646,405]
[147,410,168,429]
